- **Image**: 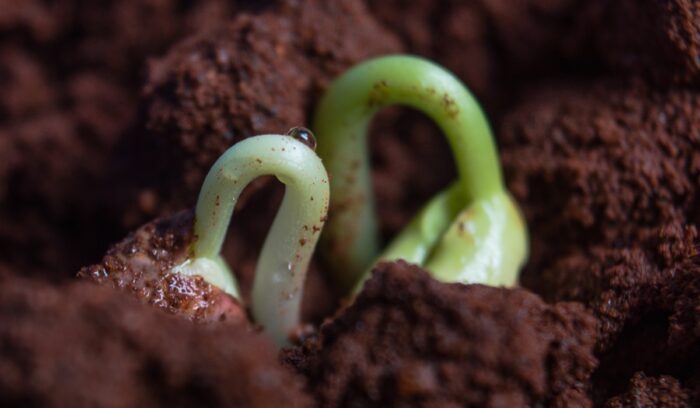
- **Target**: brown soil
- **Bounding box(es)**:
[500,80,700,338]
[0,0,244,278]
[0,270,312,407]
[605,373,691,408]
[78,208,332,324]
[589,0,700,86]
[284,261,598,407]
[0,74,131,278]
[499,80,700,402]
[78,210,246,325]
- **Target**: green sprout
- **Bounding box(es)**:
[173,129,329,345]
[314,55,528,293]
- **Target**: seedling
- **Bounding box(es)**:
[174,129,329,345]
[314,55,528,293]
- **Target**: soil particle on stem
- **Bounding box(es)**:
[283,261,598,407]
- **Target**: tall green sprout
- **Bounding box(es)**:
[174,130,329,345]
[314,55,527,293]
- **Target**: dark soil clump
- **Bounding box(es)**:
[0,271,312,407]
[284,261,598,407]
[0,0,241,279]
[605,373,691,408]
[500,80,700,340]
[591,259,700,403]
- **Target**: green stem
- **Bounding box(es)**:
[314,55,505,292]
[177,134,329,346]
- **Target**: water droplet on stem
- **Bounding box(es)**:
[287,127,317,150]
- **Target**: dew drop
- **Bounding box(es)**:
[287,127,317,150]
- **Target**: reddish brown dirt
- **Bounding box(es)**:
[500,80,700,339]
[588,0,700,86]
[587,258,700,402]
[284,261,598,407]
[78,210,246,325]
[0,0,246,279]
[0,270,312,407]
[605,373,691,408]
[499,81,700,402]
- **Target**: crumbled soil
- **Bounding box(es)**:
[0,73,131,279]
[605,373,691,408]
[589,258,700,402]
[499,80,700,403]
[284,261,598,407]
[0,270,312,407]
[500,80,700,340]
[0,0,244,278]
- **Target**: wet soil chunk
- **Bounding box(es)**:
[78,210,245,325]
[284,261,598,407]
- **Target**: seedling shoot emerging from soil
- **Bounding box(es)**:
[174,130,329,345]
[314,55,528,293]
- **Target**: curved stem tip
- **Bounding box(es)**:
[178,132,329,345]
[314,55,527,293]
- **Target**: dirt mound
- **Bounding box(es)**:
[0,271,312,406]
[284,261,598,407]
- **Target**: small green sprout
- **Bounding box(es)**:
[314,55,528,293]
[174,129,329,345]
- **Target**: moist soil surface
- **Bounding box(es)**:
[2,0,700,406]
